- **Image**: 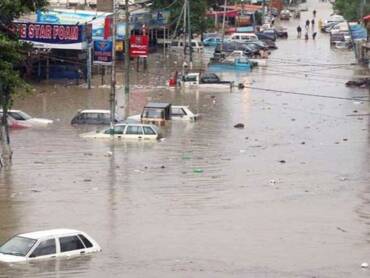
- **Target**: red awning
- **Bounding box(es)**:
[207,10,239,17]
[363,14,370,21]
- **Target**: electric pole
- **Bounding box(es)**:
[220,0,227,53]
[124,0,130,95]
[187,0,192,68]
[110,0,117,129]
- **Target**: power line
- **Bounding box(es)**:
[245,85,370,102]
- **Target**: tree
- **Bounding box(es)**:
[0,0,48,167]
[333,0,370,21]
[152,0,210,35]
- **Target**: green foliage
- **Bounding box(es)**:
[333,0,370,20]
[0,0,48,103]
[152,0,209,34]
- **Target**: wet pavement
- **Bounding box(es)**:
[0,1,369,277]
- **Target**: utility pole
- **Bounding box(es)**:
[183,0,187,57]
[360,0,367,18]
[110,0,117,129]
[220,0,227,53]
[187,0,192,68]
[124,0,130,96]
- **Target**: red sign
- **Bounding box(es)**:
[129,35,149,58]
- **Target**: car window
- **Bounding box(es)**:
[59,236,85,252]
[191,42,196,47]
[0,236,36,257]
[171,107,186,116]
[78,234,93,248]
[30,239,56,257]
[8,112,25,121]
[125,125,143,135]
[142,108,164,119]
[104,128,113,134]
[86,113,99,120]
[100,113,110,120]
[143,126,156,135]
[114,125,125,135]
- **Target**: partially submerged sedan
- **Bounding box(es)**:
[80,123,160,140]
[0,110,53,127]
[0,229,101,263]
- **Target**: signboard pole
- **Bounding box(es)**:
[124,0,130,96]
[110,0,117,129]
[87,43,92,89]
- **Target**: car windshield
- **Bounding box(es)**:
[142,108,164,119]
[0,236,37,257]
[14,111,32,120]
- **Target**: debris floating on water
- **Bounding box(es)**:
[234,123,245,129]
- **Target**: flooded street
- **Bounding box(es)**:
[1,1,369,277]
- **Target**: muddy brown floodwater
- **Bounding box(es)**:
[0,1,369,277]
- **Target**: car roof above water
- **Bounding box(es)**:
[79,109,110,114]
[18,229,82,240]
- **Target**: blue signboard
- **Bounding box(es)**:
[13,22,88,49]
[93,40,112,65]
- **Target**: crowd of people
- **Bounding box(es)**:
[296,9,318,40]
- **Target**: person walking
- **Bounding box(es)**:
[313,9,316,18]
[297,25,302,38]
[312,32,317,40]
[305,19,310,31]
[311,19,315,31]
[305,32,309,41]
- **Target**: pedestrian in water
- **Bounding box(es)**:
[297,25,302,38]
[312,32,317,40]
[305,19,310,31]
[305,32,309,41]
[313,9,316,18]
[311,19,315,31]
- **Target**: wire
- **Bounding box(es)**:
[244,85,370,102]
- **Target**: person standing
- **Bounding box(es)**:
[305,32,309,41]
[312,32,317,40]
[311,19,315,31]
[305,19,310,31]
[313,10,316,18]
[297,25,302,38]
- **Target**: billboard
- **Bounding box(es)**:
[37,9,111,40]
[93,40,112,65]
[13,22,88,49]
[129,35,149,58]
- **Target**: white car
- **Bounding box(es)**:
[128,105,199,122]
[0,229,101,263]
[0,110,53,127]
[71,109,122,125]
[80,123,160,140]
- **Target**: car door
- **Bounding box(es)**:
[113,125,126,139]
[124,125,144,140]
[28,238,57,260]
[58,235,86,257]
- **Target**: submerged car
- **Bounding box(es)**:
[71,109,122,125]
[203,37,222,46]
[80,123,160,140]
[128,103,199,123]
[0,110,53,127]
[0,229,101,263]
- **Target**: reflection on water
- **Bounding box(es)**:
[0,1,369,277]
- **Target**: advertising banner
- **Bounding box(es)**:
[13,22,88,49]
[37,9,111,40]
[129,35,149,58]
[93,40,112,65]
